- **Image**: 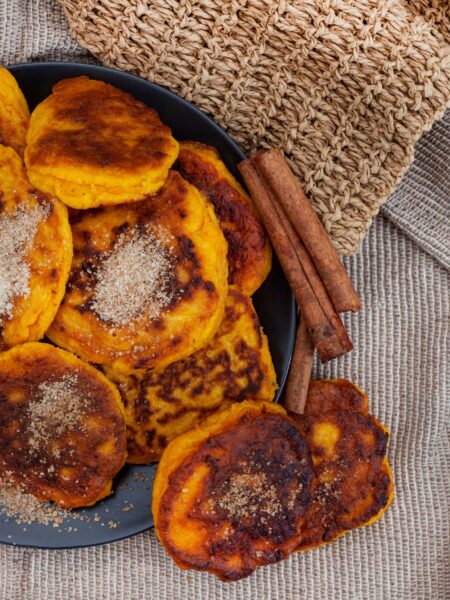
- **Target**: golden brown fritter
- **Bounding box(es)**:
[47,171,228,374]
[0,144,72,350]
[0,343,126,509]
[104,288,278,463]
[177,141,271,295]
[25,76,179,208]
[153,401,313,582]
[0,68,29,156]
[292,379,393,551]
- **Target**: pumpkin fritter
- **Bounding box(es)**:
[0,145,72,350]
[291,379,394,551]
[47,171,228,374]
[0,68,29,156]
[0,343,126,509]
[177,141,271,295]
[153,401,314,582]
[25,76,179,209]
[105,288,278,464]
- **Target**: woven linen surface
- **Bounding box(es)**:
[58,0,450,255]
[383,112,450,270]
[0,1,449,599]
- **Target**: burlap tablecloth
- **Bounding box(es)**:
[0,2,449,599]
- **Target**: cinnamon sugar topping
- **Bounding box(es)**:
[0,475,66,526]
[27,374,88,453]
[214,467,283,521]
[0,203,49,319]
[91,226,176,326]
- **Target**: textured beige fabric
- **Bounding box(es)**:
[59,0,450,255]
[0,0,91,63]
[383,113,450,270]
[0,1,449,599]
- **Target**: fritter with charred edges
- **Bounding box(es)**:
[47,171,228,374]
[105,288,277,463]
[177,141,271,295]
[25,76,179,209]
[0,343,126,509]
[153,401,314,581]
[292,379,394,551]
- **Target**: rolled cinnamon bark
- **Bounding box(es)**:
[284,317,314,414]
[251,149,361,313]
[269,189,352,353]
[238,160,351,362]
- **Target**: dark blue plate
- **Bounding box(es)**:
[2,62,295,549]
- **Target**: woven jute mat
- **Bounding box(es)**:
[59,0,450,254]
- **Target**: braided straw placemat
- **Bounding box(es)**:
[59,0,450,254]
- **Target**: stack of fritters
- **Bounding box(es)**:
[153,380,393,581]
[0,69,276,510]
[105,288,277,463]
[0,73,392,578]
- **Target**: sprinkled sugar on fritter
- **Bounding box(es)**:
[0,203,48,319]
[24,76,179,208]
[0,343,127,509]
[89,226,176,326]
[0,145,72,350]
[0,477,67,526]
[26,373,89,452]
[177,141,271,295]
[0,68,29,156]
[291,379,393,551]
[104,288,278,463]
[47,171,228,374]
[153,402,313,582]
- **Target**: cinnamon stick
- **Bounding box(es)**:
[251,149,361,313]
[268,187,352,353]
[284,317,314,414]
[238,160,350,362]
